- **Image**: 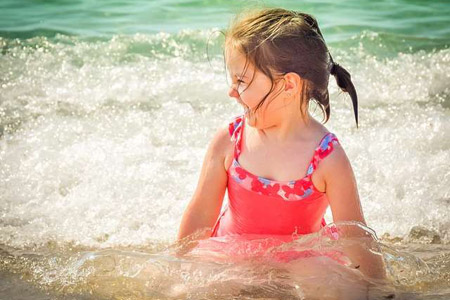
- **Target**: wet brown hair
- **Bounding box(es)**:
[225,8,358,126]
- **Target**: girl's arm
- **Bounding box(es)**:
[177,128,231,241]
[321,143,387,280]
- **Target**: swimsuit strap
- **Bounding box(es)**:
[305,133,340,178]
[228,115,244,159]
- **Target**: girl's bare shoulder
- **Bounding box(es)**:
[313,128,351,182]
[208,127,234,170]
[310,119,332,143]
[308,121,349,185]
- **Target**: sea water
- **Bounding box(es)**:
[0,0,449,299]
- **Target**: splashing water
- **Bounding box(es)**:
[1,0,450,299]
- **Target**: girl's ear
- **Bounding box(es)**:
[283,72,302,94]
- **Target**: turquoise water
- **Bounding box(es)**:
[1,0,449,52]
[1,1,450,299]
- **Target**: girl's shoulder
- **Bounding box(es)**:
[209,126,234,154]
[306,123,346,191]
[313,122,342,159]
[308,119,339,150]
[208,124,235,171]
[312,129,349,183]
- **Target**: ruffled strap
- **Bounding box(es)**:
[305,133,340,177]
[228,115,244,159]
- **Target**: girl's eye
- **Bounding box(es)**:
[237,79,245,84]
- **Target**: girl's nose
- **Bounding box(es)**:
[228,86,240,98]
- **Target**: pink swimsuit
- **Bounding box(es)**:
[211,115,340,238]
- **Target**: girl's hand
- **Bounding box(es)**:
[321,143,387,280]
[171,228,210,258]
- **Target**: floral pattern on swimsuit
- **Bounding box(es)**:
[228,115,339,201]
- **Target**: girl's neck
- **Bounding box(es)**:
[252,111,317,143]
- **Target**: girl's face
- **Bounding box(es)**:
[226,47,287,128]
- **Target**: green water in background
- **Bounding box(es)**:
[1,0,449,55]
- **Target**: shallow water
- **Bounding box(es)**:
[1,224,449,300]
[1,0,450,299]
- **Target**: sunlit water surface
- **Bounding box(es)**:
[1,0,449,299]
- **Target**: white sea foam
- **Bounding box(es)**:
[0,34,449,251]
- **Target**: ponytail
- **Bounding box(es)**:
[330,60,359,128]
[310,19,359,127]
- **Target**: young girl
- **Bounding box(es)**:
[178,8,385,280]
